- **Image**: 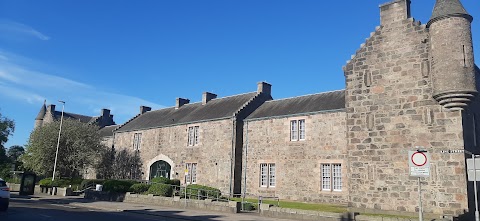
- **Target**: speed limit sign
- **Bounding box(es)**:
[408,150,430,177]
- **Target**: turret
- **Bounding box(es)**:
[427,0,476,110]
[34,101,47,129]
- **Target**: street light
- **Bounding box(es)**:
[52,100,65,181]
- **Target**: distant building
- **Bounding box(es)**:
[34,101,116,130]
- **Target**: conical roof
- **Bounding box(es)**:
[35,101,46,120]
[429,0,472,26]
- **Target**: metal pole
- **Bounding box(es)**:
[473,154,479,221]
[418,177,423,221]
[52,101,65,181]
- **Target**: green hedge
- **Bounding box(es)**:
[38,178,79,188]
[185,184,221,199]
[150,177,170,184]
[129,183,151,194]
[169,179,181,186]
[147,183,173,197]
[103,180,138,193]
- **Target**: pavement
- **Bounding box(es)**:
[9,192,293,221]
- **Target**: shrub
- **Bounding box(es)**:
[185,184,221,199]
[80,179,105,190]
[103,180,138,193]
[169,179,181,186]
[129,183,151,194]
[150,177,170,184]
[243,202,255,211]
[39,178,75,187]
[147,183,173,197]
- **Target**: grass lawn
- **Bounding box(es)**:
[229,197,348,213]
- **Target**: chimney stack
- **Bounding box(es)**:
[379,0,411,26]
[176,98,190,109]
[202,92,217,105]
[101,109,111,118]
[257,82,272,95]
[47,104,56,113]
[140,106,152,114]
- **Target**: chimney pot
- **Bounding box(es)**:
[101,109,111,117]
[140,106,152,114]
[257,82,272,95]
[202,92,217,105]
[176,98,190,109]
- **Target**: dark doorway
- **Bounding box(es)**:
[149,160,171,180]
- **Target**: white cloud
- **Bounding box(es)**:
[0,20,50,41]
[0,51,163,123]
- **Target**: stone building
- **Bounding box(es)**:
[113,82,272,194]
[34,101,116,130]
[242,0,479,217]
[32,0,480,218]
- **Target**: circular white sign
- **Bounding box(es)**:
[411,152,427,166]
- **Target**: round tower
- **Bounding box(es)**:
[427,0,476,110]
[34,101,47,129]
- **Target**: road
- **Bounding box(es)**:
[0,195,290,221]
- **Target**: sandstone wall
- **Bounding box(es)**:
[114,118,236,194]
[344,0,468,215]
[243,111,348,204]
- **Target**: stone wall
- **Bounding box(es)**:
[344,0,468,216]
[114,118,236,194]
[243,111,348,204]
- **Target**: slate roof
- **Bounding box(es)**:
[98,125,119,137]
[54,111,95,123]
[429,0,472,24]
[116,92,259,132]
[246,90,345,120]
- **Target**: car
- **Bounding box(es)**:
[0,178,9,211]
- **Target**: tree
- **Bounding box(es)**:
[23,119,106,178]
[95,148,142,180]
[8,145,25,171]
[0,112,14,156]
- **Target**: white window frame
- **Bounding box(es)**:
[260,163,275,188]
[290,119,306,141]
[133,133,142,151]
[188,126,199,146]
[322,163,342,192]
[290,120,298,141]
[185,163,197,184]
[299,119,306,140]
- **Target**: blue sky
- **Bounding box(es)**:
[1,0,479,148]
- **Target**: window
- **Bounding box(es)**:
[290,119,305,141]
[133,133,142,151]
[188,126,199,146]
[260,163,275,188]
[322,163,342,191]
[185,163,197,184]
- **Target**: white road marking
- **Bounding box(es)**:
[39,214,52,218]
[50,204,77,209]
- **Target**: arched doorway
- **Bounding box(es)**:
[149,160,171,180]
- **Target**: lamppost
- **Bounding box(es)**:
[52,100,65,181]
[464,149,479,221]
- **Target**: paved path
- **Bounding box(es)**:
[3,193,293,221]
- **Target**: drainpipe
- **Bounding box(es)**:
[229,116,236,197]
[242,121,249,204]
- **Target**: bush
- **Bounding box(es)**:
[169,179,181,186]
[185,184,221,199]
[103,180,138,193]
[150,177,170,184]
[38,178,75,187]
[80,179,105,190]
[147,183,173,197]
[129,183,151,194]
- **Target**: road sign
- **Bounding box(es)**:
[409,151,430,177]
